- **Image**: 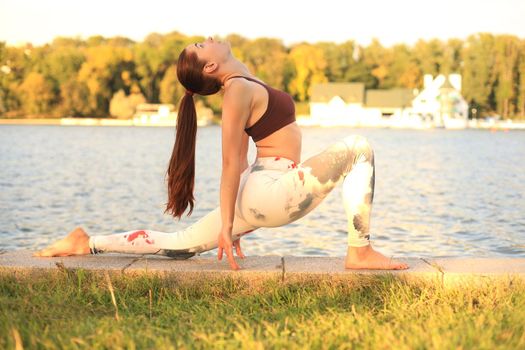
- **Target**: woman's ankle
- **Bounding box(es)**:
[346,244,372,259]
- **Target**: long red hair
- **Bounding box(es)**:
[164,49,222,219]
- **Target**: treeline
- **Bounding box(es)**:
[1,31,524,119]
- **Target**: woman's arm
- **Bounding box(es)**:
[239,131,250,173]
[218,80,251,270]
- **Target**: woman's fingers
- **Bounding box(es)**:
[233,239,245,259]
[217,233,241,270]
[218,245,224,260]
[225,246,240,270]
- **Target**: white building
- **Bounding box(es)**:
[133,102,213,126]
[409,74,469,129]
[133,103,177,126]
[306,74,469,129]
[309,83,366,126]
[308,83,414,127]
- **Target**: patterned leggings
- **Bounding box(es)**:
[88,135,375,258]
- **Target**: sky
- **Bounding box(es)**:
[1,0,524,47]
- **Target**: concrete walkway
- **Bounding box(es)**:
[1,250,525,286]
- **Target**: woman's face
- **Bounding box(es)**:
[185,37,231,66]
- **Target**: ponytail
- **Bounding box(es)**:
[165,93,197,219]
[164,47,222,219]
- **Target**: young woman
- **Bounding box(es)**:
[34,37,409,271]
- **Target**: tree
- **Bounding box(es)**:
[461,33,497,116]
[17,72,54,115]
[58,78,91,117]
[109,87,146,119]
[517,40,525,117]
[494,35,520,118]
[317,40,359,83]
[77,44,137,117]
[243,38,288,89]
[288,44,327,101]
[0,44,31,115]
[412,39,445,78]
[361,39,392,89]
[41,45,85,88]
[134,32,188,103]
[441,38,463,75]
[344,43,375,88]
[387,44,421,89]
[159,65,184,105]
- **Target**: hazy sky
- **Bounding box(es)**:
[1,0,524,47]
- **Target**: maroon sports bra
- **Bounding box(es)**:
[226,76,296,142]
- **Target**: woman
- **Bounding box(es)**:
[34,37,408,271]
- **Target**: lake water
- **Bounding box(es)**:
[1,125,524,258]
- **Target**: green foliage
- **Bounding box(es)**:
[461,34,497,117]
[288,43,327,101]
[494,35,520,117]
[243,38,288,90]
[17,72,55,115]
[2,32,525,119]
[159,65,183,105]
[0,271,524,349]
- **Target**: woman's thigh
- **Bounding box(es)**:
[238,138,356,227]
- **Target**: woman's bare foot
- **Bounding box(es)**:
[345,244,409,270]
[33,227,91,257]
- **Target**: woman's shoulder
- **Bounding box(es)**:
[222,79,253,112]
[223,77,254,95]
[223,77,264,103]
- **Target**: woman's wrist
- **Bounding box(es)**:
[220,225,233,234]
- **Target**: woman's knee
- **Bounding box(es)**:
[342,135,374,160]
[342,135,369,150]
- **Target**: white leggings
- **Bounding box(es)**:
[89,135,375,258]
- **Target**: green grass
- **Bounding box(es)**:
[1,270,524,349]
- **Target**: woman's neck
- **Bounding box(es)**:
[219,60,252,85]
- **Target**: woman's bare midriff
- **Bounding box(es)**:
[254,122,302,164]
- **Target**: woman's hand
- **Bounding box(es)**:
[217,229,241,270]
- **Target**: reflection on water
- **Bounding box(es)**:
[1,125,524,258]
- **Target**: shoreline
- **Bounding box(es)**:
[0,117,178,127]
[1,117,525,130]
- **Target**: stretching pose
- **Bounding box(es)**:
[34,37,408,271]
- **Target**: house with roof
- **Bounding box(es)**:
[365,89,415,116]
[306,74,468,129]
[309,83,366,126]
[308,82,415,127]
[408,74,469,128]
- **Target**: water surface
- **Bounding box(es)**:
[1,125,524,258]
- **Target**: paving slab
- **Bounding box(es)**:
[426,258,525,286]
[0,250,138,273]
[282,256,441,283]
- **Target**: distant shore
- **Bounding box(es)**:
[0,117,196,127]
[1,117,525,130]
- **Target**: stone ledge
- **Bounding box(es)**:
[1,251,524,285]
[424,258,525,286]
[282,256,441,283]
[0,250,139,271]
